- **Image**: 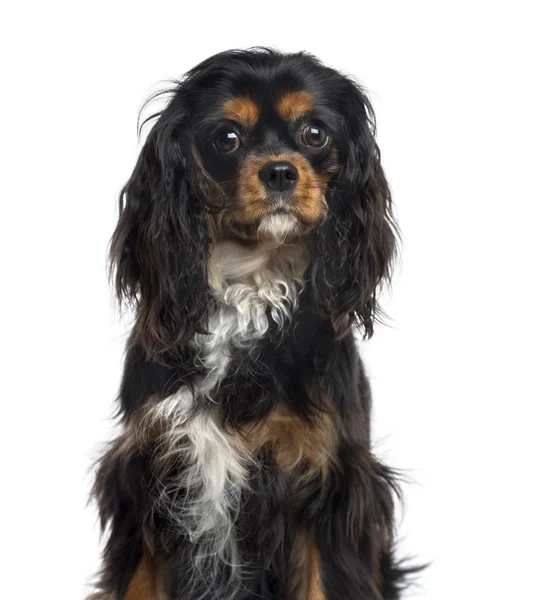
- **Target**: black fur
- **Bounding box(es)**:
[91,48,418,599]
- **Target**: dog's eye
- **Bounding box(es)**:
[214,130,240,153]
[302,124,327,148]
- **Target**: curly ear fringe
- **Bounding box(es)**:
[311,82,399,339]
[109,108,211,361]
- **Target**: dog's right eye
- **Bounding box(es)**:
[214,130,240,153]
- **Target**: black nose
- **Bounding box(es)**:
[258,161,299,192]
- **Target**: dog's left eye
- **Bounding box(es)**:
[302,124,328,148]
[214,130,240,153]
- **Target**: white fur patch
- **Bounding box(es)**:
[149,388,247,595]
[147,240,309,596]
[258,213,299,243]
[205,240,308,359]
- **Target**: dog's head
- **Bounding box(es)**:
[111,49,397,358]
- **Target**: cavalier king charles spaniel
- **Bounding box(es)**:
[90,48,416,600]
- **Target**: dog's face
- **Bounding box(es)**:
[111,50,397,358]
[193,81,342,242]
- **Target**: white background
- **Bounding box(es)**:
[2,1,536,598]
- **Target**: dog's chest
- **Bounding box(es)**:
[146,241,316,595]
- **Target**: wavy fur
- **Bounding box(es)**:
[91,48,419,600]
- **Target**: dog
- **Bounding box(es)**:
[90,48,415,600]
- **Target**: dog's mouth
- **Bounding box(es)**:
[265,191,298,213]
[208,204,319,245]
[232,195,326,243]
[274,205,293,214]
[232,187,327,229]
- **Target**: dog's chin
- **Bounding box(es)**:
[257,213,301,244]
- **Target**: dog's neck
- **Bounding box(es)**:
[190,240,309,398]
[208,239,309,301]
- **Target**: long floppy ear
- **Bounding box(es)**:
[110,109,210,360]
[312,80,398,338]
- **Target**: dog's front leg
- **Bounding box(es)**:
[310,445,403,600]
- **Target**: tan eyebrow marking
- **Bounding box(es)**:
[276,90,314,121]
[222,96,260,128]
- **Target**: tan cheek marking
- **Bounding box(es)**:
[235,154,270,223]
[289,155,328,225]
[222,96,260,128]
[277,90,314,121]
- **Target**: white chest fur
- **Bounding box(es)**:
[148,240,309,597]
[196,240,309,396]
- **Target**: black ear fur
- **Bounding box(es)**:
[312,79,398,338]
[110,103,211,360]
